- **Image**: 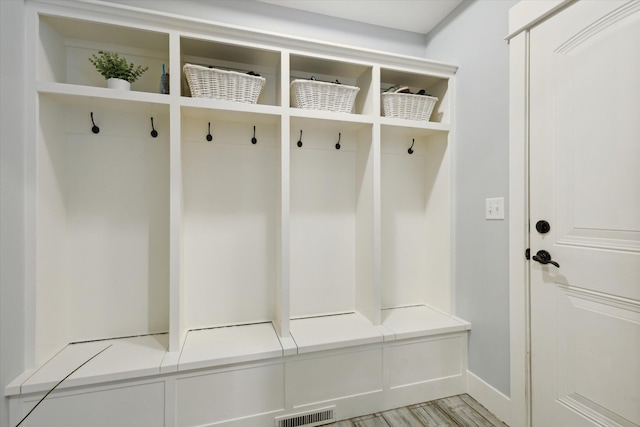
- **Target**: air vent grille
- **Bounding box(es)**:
[275,407,335,427]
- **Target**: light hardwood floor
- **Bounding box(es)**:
[328,394,508,426]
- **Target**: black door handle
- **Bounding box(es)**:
[532,250,560,268]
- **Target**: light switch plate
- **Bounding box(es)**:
[486,197,504,220]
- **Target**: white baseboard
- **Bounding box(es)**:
[466,370,511,426]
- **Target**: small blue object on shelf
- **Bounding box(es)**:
[160,64,169,94]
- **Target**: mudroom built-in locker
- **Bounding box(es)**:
[5,1,471,426]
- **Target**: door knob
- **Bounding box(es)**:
[532,250,560,268]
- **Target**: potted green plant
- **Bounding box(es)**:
[89,51,149,90]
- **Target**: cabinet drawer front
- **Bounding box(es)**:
[288,348,383,407]
[176,363,285,426]
[387,336,464,388]
[18,382,165,427]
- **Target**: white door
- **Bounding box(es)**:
[529,1,640,426]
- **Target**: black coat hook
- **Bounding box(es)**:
[206,122,213,142]
[251,126,257,144]
[297,130,303,147]
[408,138,415,154]
[90,112,100,134]
[150,117,158,138]
[335,132,341,150]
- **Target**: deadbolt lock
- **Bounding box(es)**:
[536,220,551,234]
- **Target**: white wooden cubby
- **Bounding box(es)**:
[9,2,470,426]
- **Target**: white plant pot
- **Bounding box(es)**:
[107,78,131,91]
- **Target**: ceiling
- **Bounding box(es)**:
[255,0,464,34]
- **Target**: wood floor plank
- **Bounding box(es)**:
[435,396,494,427]
[381,406,424,426]
[458,394,508,426]
[330,394,508,427]
[351,413,390,427]
[331,421,354,427]
[410,402,460,427]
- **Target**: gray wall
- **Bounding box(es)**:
[0,1,26,426]
[424,0,516,396]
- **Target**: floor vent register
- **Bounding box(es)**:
[275,407,336,427]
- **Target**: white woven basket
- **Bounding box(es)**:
[381,92,438,121]
[291,80,360,113]
[183,63,266,103]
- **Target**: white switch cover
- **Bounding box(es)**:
[486,197,505,220]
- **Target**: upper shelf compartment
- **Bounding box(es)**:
[180,37,282,106]
[37,14,169,94]
[290,54,373,116]
[380,68,450,124]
